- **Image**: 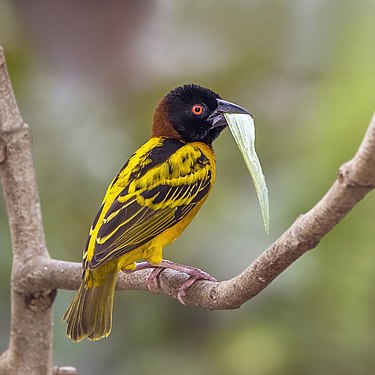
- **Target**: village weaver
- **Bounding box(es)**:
[63,84,251,342]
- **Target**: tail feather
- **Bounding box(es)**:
[62,272,118,342]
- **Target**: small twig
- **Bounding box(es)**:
[53,366,78,375]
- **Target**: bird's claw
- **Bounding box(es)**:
[146,267,163,293]
[174,265,216,305]
[128,260,216,303]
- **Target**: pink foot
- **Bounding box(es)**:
[132,260,216,304]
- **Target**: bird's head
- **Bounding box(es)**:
[152,84,250,145]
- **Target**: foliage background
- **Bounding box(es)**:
[0,1,374,374]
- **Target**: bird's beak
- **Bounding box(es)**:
[208,99,252,129]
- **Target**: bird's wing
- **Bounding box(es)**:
[88,140,214,269]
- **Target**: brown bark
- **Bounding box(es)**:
[0,45,374,373]
[0,47,75,375]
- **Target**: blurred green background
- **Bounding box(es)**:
[1,1,375,374]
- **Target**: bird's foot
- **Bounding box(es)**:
[132,260,216,304]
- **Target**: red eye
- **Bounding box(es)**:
[192,104,204,115]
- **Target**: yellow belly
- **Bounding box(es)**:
[117,201,204,269]
[86,140,215,288]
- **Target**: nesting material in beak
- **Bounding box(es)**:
[224,113,269,233]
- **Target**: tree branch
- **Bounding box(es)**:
[19,112,375,308]
[1,43,374,373]
[0,47,56,374]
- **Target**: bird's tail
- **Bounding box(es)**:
[62,271,118,342]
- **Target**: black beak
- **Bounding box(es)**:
[208,99,251,128]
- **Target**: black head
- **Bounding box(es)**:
[160,84,250,145]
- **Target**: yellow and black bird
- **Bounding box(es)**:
[63,84,250,342]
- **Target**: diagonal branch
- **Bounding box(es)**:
[22,114,375,309]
